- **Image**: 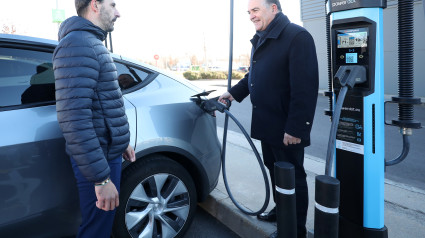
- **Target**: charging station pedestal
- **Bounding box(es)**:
[329,1,388,237]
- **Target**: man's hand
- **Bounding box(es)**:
[95,181,119,211]
[283,133,301,146]
[218,91,234,105]
[123,145,135,162]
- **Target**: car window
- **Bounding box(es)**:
[0,47,54,108]
[115,62,149,90]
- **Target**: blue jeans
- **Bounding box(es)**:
[70,156,122,238]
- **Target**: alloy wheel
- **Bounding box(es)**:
[125,173,191,238]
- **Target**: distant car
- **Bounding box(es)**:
[238,66,249,73]
[0,34,221,238]
[208,66,227,72]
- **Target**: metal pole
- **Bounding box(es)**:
[105,34,108,49]
[227,0,234,91]
[314,175,340,238]
[222,0,233,202]
[274,162,297,238]
[109,32,113,53]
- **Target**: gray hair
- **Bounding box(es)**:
[75,0,104,16]
[266,0,282,11]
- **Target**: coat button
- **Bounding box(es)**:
[251,83,254,87]
[306,122,310,125]
[253,105,257,109]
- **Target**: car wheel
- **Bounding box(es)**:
[113,154,197,238]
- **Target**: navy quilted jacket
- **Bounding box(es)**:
[53,16,130,183]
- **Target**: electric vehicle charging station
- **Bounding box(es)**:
[329,1,387,237]
[324,0,423,237]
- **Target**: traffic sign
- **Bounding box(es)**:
[52,9,65,23]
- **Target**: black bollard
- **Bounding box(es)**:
[274,161,297,238]
[314,175,340,238]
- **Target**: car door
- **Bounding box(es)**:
[0,45,80,237]
[114,60,155,151]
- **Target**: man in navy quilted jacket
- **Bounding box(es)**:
[53,1,135,237]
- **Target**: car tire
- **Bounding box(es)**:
[112,154,197,238]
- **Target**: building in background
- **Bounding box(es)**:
[300,0,425,97]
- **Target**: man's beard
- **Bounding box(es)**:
[100,10,115,32]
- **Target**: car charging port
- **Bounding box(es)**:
[191,91,231,116]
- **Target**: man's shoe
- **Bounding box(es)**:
[257,207,277,222]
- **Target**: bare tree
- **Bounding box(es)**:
[167,56,179,69]
[190,55,199,66]
[2,24,17,34]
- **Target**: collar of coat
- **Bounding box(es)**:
[250,12,290,49]
[58,16,108,42]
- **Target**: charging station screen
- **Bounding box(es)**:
[337,28,368,48]
[336,28,368,65]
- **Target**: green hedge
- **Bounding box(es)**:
[183,71,245,80]
[183,71,201,80]
[230,71,244,79]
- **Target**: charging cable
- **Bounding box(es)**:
[325,66,366,176]
[192,94,270,216]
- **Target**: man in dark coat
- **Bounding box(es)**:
[53,1,135,237]
[219,0,319,237]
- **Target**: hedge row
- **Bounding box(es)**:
[183,71,245,80]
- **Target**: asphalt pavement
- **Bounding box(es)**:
[184,206,240,238]
[190,79,425,238]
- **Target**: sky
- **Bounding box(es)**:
[1,0,301,65]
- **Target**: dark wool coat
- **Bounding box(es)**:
[229,13,319,148]
[53,16,130,183]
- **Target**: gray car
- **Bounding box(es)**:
[0,34,221,238]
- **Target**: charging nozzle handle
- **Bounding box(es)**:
[208,97,231,113]
[334,65,367,89]
[222,98,231,108]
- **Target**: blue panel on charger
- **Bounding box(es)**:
[332,8,385,229]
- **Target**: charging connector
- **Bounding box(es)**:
[202,97,231,113]
[334,65,367,89]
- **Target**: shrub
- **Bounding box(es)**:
[200,71,211,79]
[183,70,245,80]
[183,71,201,80]
[198,71,222,79]
[230,71,245,79]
